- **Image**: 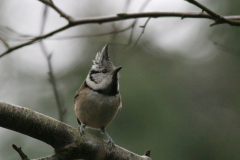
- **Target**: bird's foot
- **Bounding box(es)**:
[78,125,85,135]
[101,127,115,150]
[107,137,115,150]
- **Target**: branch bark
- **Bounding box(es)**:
[0,101,151,160]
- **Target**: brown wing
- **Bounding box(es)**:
[74,80,87,104]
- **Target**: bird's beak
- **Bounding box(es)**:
[114,66,122,73]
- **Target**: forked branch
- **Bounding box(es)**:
[185,0,240,26]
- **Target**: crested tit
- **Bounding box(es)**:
[74,44,122,148]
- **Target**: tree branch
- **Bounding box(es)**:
[1,11,240,58]
[0,101,151,160]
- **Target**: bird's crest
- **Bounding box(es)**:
[93,43,110,67]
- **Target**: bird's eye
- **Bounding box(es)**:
[102,69,107,73]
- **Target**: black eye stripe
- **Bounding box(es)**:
[89,70,101,84]
[90,70,101,75]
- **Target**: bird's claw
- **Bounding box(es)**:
[78,125,85,135]
[108,139,115,150]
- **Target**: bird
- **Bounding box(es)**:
[74,43,122,148]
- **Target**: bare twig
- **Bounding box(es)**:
[126,0,151,49]
[50,24,133,40]
[40,3,66,122]
[109,23,118,45]
[0,24,132,41]
[12,144,30,160]
[134,17,151,46]
[40,43,67,122]
[38,0,74,22]
[40,41,67,122]
[210,38,240,56]
[0,24,70,58]
[0,36,10,49]
[0,25,33,42]
[108,0,136,45]
[186,0,221,18]
[127,0,151,45]
[1,11,240,58]
[127,20,137,45]
[185,0,240,26]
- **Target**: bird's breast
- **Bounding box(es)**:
[74,88,121,129]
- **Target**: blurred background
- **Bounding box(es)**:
[1,0,240,159]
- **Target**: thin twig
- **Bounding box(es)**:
[127,20,137,45]
[12,144,30,160]
[0,24,70,58]
[0,25,33,41]
[38,0,74,22]
[40,3,66,122]
[108,0,133,45]
[134,17,151,46]
[186,0,221,18]
[127,0,151,45]
[210,38,240,56]
[185,0,239,26]
[109,23,118,45]
[50,24,133,40]
[0,24,132,41]
[126,0,151,47]
[0,36,10,49]
[124,18,151,51]
[40,42,67,122]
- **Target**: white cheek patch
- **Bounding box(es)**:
[88,62,117,91]
[86,74,112,91]
[91,73,105,84]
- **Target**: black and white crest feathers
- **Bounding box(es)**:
[93,43,110,67]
